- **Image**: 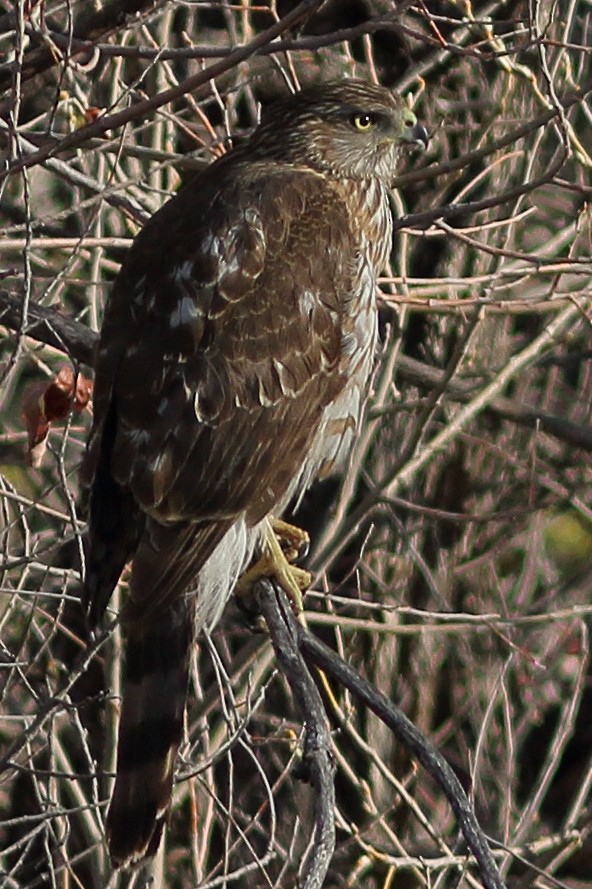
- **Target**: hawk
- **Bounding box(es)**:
[82,79,428,867]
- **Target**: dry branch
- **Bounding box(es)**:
[0,0,327,183]
[255,580,336,889]
[3,1,592,886]
[3,290,591,456]
[298,623,506,889]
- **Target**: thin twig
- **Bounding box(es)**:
[0,0,328,184]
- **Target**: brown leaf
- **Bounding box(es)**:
[22,366,93,467]
[83,106,102,123]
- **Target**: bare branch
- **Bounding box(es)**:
[0,290,96,366]
[255,581,336,889]
[298,624,506,889]
[0,0,328,184]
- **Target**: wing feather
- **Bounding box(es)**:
[85,158,359,619]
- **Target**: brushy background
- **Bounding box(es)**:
[1,1,592,887]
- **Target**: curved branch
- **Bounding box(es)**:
[396,354,592,453]
[0,290,96,366]
[394,151,567,233]
[298,625,506,889]
[255,579,335,889]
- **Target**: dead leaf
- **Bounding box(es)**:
[23,366,93,467]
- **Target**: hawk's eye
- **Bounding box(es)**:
[351,113,377,132]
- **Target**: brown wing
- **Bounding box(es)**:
[84,155,359,623]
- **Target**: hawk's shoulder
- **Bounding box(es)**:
[85,151,361,526]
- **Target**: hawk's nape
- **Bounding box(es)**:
[82,79,428,868]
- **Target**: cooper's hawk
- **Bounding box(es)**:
[83,79,428,867]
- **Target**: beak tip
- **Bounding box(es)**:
[412,124,430,151]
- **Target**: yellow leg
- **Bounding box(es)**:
[236,517,311,611]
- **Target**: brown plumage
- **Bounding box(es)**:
[82,79,427,867]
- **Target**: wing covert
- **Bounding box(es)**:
[87,161,357,529]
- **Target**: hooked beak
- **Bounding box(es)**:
[404,123,429,151]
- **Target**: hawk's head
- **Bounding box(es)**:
[250,79,428,182]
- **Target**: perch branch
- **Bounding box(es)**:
[255,579,335,889]
[297,625,506,889]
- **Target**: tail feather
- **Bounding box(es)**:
[106,597,194,868]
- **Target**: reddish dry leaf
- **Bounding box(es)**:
[23,366,93,467]
[83,106,102,122]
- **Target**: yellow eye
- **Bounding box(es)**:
[352,113,376,131]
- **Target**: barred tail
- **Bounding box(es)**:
[106,598,194,868]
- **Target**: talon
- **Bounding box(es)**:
[271,518,310,562]
[235,518,311,612]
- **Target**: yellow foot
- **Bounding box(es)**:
[271,518,310,563]
[236,518,311,612]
